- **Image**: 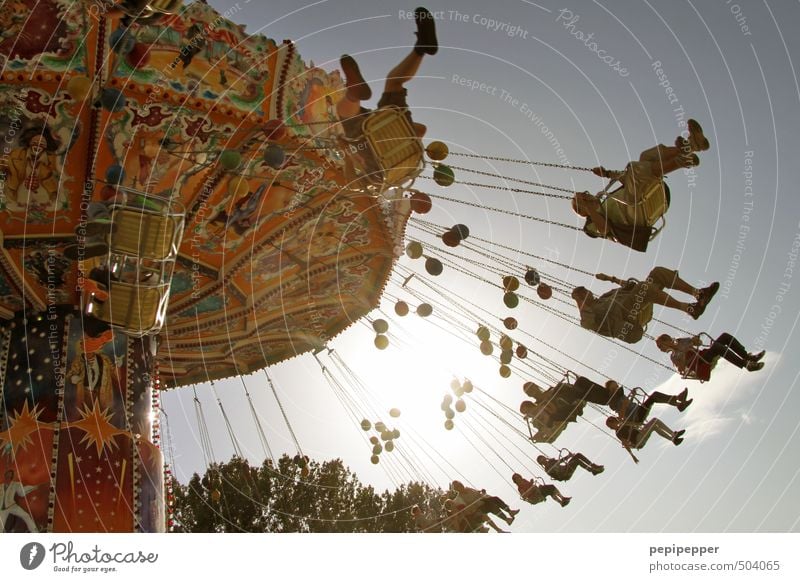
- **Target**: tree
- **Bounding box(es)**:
[167,454,445,533]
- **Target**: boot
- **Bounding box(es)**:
[414,7,438,55]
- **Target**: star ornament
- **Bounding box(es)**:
[0,401,50,456]
[66,402,126,456]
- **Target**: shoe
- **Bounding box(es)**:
[506,516,515,525]
[677,398,693,412]
[560,497,571,507]
[677,388,689,402]
[682,153,700,167]
[696,282,720,309]
[673,436,684,446]
[748,350,765,362]
[64,242,109,261]
[688,119,710,151]
[590,465,605,475]
[414,7,438,55]
[340,55,372,101]
[688,301,705,320]
[746,360,765,372]
[508,509,520,517]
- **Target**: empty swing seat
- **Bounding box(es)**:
[85,280,170,337]
[109,198,184,261]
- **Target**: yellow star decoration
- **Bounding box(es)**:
[65,401,126,456]
[0,401,50,457]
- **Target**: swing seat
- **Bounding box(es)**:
[525,381,586,443]
[83,279,170,337]
[107,191,185,261]
[342,106,424,192]
[597,180,669,250]
[676,332,717,383]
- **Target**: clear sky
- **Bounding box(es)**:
[162,0,800,532]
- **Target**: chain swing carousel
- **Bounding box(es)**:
[0,0,427,532]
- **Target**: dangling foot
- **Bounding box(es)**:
[509,508,520,518]
[696,282,720,307]
[414,7,438,55]
[682,153,700,167]
[590,464,605,475]
[688,302,706,320]
[340,55,372,101]
[677,398,693,412]
[560,497,571,507]
[677,388,689,402]
[690,282,719,319]
[745,360,765,372]
[672,429,686,445]
[688,119,710,151]
[748,350,765,362]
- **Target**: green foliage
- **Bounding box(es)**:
[167,454,444,533]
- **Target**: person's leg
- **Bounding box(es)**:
[647,418,684,444]
[541,484,571,506]
[645,267,718,318]
[338,55,372,130]
[639,145,696,177]
[480,497,510,522]
[571,452,604,474]
[703,340,747,368]
[10,506,37,533]
[647,267,699,297]
[714,333,750,360]
[384,51,424,94]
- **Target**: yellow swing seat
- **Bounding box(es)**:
[342,106,424,192]
[108,192,185,261]
[84,279,170,337]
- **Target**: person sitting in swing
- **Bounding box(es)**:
[606,416,685,460]
[571,267,719,343]
[449,480,519,527]
[511,473,571,507]
[527,377,691,416]
[536,452,604,481]
[656,333,765,380]
[571,119,709,252]
[337,7,437,142]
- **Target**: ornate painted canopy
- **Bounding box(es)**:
[0,1,411,388]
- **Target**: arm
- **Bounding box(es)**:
[575,191,612,237]
[592,166,625,182]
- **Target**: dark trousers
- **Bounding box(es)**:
[703,333,749,368]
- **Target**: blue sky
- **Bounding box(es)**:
[162,0,800,532]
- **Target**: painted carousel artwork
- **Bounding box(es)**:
[0,0,423,532]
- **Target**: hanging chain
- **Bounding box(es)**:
[448,151,596,173]
[421,175,573,200]
[422,191,582,231]
[444,164,579,194]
